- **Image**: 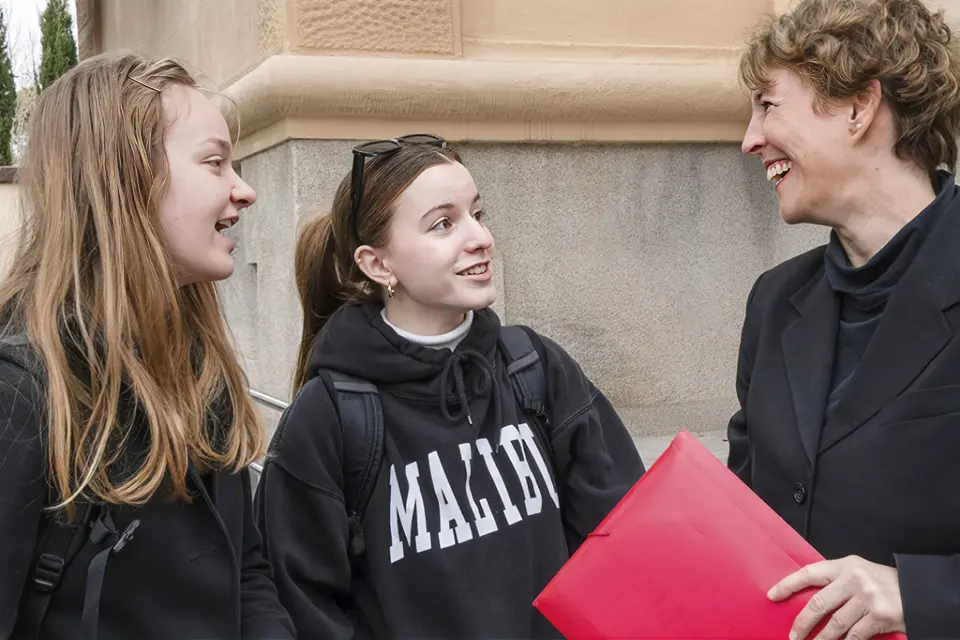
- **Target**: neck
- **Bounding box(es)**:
[832,164,936,267]
[383,299,468,336]
[381,308,473,350]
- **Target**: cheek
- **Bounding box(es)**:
[389,239,456,280]
[160,174,221,231]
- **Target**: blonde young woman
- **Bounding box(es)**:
[0,53,294,639]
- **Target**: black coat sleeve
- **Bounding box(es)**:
[0,358,47,639]
[254,377,357,640]
[726,273,765,487]
[533,332,646,550]
[895,552,960,639]
[238,468,297,639]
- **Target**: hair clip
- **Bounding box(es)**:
[128,75,161,93]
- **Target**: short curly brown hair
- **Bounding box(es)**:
[740,0,960,178]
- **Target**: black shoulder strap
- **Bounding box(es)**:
[18,503,97,640]
[0,332,96,640]
[325,370,384,560]
[499,325,548,425]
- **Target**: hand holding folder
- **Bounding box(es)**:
[533,430,908,640]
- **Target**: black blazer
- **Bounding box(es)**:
[0,348,295,639]
[727,187,960,639]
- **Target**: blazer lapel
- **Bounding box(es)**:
[781,271,840,466]
[820,264,951,451]
[189,466,238,559]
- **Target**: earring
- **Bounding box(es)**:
[386,282,395,298]
[854,122,862,131]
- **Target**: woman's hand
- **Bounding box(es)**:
[768,555,906,640]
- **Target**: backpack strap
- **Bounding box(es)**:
[499,326,568,520]
[0,331,97,640]
[18,503,98,640]
[499,325,549,429]
[325,370,385,562]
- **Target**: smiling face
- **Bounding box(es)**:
[374,160,496,333]
[157,85,256,286]
[741,67,858,226]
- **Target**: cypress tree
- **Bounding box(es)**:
[39,0,77,91]
[0,7,16,165]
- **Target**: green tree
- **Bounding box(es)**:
[39,0,77,91]
[0,7,16,165]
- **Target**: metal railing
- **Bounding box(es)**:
[249,388,289,413]
[248,388,290,477]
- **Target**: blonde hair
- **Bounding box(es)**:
[740,0,960,178]
[0,51,264,515]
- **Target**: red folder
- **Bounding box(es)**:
[533,430,907,640]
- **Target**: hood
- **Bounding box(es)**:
[306,303,508,436]
[308,303,501,386]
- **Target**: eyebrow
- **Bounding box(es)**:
[202,137,231,155]
[421,193,481,221]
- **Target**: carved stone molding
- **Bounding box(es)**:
[222,52,750,157]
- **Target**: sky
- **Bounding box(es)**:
[1,0,78,87]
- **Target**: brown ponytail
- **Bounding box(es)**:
[291,143,463,392]
[292,212,340,392]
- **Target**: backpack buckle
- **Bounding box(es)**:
[33,553,65,592]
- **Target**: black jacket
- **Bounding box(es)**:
[0,342,295,640]
[728,178,960,639]
[255,304,645,639]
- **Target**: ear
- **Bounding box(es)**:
[849,79,883,138]
[354,244,393,288]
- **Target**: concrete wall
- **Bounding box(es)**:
[90,0,267,86]
[0,183,20,278]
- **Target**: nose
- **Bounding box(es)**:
[466,215,494,253]
[231,173,257,209]
[741,113,765,156]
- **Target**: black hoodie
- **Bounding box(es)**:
[255,303,645,639]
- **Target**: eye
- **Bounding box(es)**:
[205,157,224,169]
[431,217,453,232]
[760,100,774,111]
[473,209,486,222]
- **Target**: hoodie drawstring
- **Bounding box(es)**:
[439,349,504,451]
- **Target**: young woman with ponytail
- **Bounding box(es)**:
[255,135,645,639]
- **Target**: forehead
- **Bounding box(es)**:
[161,85,230,144]
[755,66,805,98]
[394,161,478,210]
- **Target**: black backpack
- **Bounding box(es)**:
[323,325,554,562]
[0,333,139,640]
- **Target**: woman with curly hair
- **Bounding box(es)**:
[729,0,960,638]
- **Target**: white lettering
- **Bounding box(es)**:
[428,452,474,548]
[388,462,432,563]
[476,437,522,525]
[500,424,543,516]
[459,443,498,537]
[519,423,560,509]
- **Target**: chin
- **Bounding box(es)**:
[453,289,497,312]
[777,202,812,226]
[196,260,236,284]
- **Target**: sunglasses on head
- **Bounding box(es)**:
[349,134,447,241]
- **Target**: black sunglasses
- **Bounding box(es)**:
[349,134,447,241]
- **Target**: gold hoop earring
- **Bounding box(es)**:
[386,282,396,298]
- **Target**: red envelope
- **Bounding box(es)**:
[533,430,908,640]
